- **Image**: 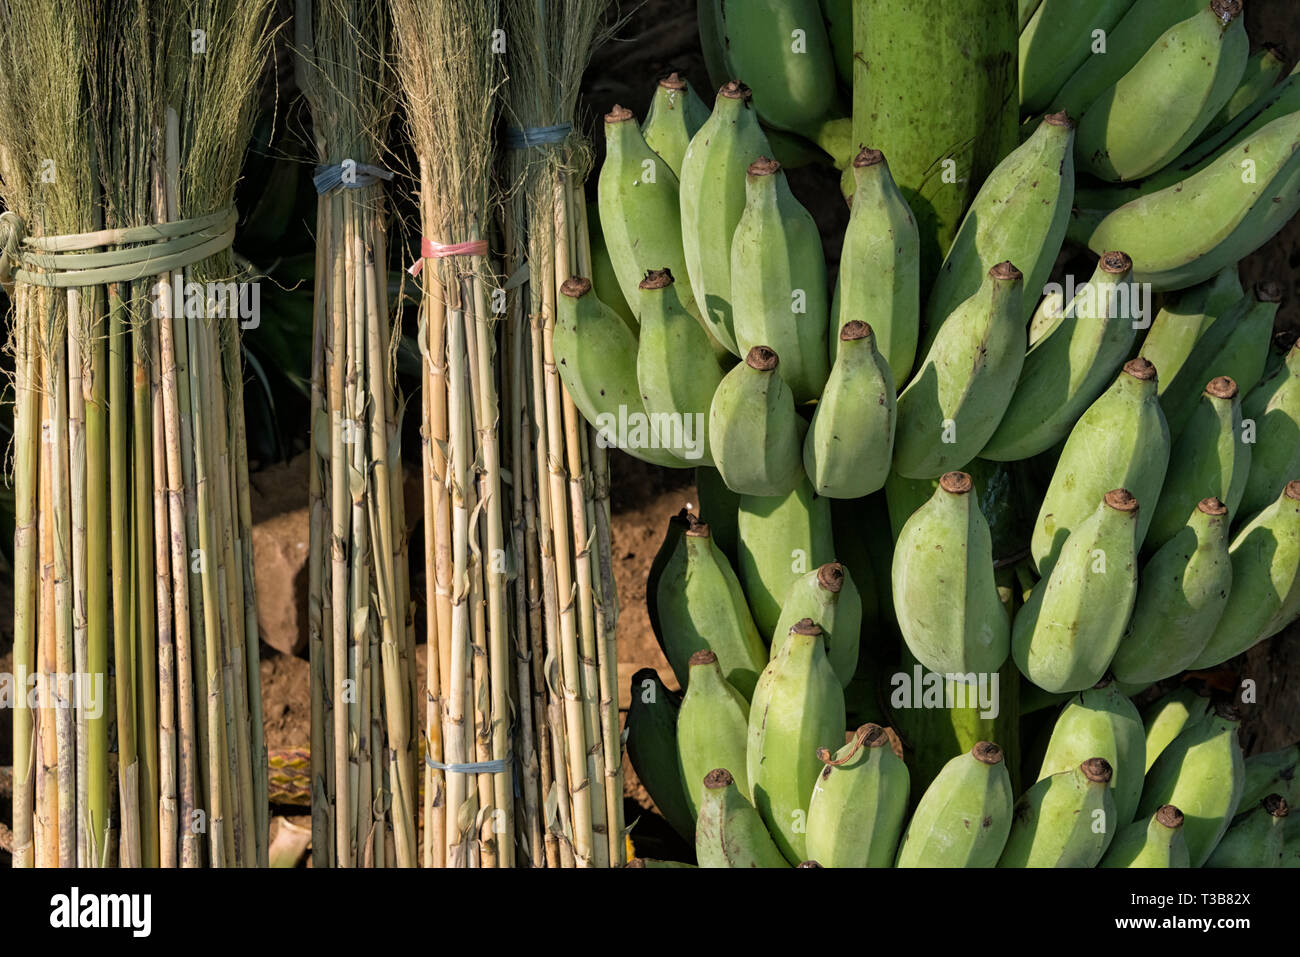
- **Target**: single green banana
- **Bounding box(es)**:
[1014,490,1141,694]
[747,619,846,864]
[655,520,768,700]
[680,81,772,356]
[853,0,1020,278]
[1051,0,1214,118]
[1018,0,1043,30]
[554,276,686,468]
[830,149,920,381]
[924,113,1074,337]
[697,0,729,92]
[677,650,751,817]
[1078,108,1300,291]
[635,269,723,466]
[895,262,1026,480]
[998,758,1117,867]
[695,466,741,563]
[821,0,854,86]
[598,105,696,318]
[626,668,694,840]
[892,471,1010,676]
[1160,282,1283,439]
[721,0,838,135]
[1137,265,1243,394]
[895,741,1015,867]
[730,158,830,404]
[1207,794,1290,867]
[1075,1,1248,183]
[805,723,911,868]
[1098,804,1191,867]
[736,477,835,638]
[1018,0,1136,116]
[1111,498,1233,685]
[1147,380,1250,550]
[1241,745,1299,811]
[1031,358,1170,576]
[771,562,862,687]
[641,73,710,178]
[1192,480,1300,668]
[709,346,805,497]
[981,251,1138,462]
[1201,43,1289,142]
[646,508,691,657]
[695,768,791,868]
[587,200,637,331]
[1038,678,1146,826]
[1138,701,1245,865]
[1142,685,1212,773]
[804,321,896,498]
[1239,342,1300,520]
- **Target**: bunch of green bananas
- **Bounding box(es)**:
[566,7,1300,869]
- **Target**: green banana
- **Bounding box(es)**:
[1147,380,1250,550]
[694,466,740,563]
[655,520,768,700]
[736,477,835,638]
[1142,685,1212,772]
[1192,480,1300,668]
[1137,701,1244,866]
[981,251,1138,462]
[1137,265,1243,394]
[635,269,723,466]
[1018,0,1043,30]
[747,619,846,864]
[853,0,1020,278]
[895,742,1015,867]
[641,73,710,178]
[1014,490,1141,694]
[1098,804,1191,867]
[1110,498,1233,685]
[821,0,853,85]
[1051,0,1213,119]
[923,113,1073,337]
[805,724,911,868]
[587,201,637,331]
[554,276,686,468]
[730,157,830,404]
[1018,0,1136,116]
[771,562,862,687]
[1206,794,1290,867]
[694,768,790,868]
[1037,678,1146,826]
[680,81,772,356]
[1238,342,1300,520]
[720,0,838,135]
[1074,1,1248,183]
[709,346,805,497]
[1239,744,1299,808]
[1160,282,1283,439]
[697,0,728,92]
[830,149,921,381]
[886,458,1035,561]
[997,758,1117,868]
[1201,43,1289,142]
[646,508,691,656]
[597,105,696,318]
[1077,108,1300,291]
[626,668,695,840]
[677,650,751,818]
[804,321,896,498]
[892,471,1009,677]
[1031,358,1170,576]
[894,262,1026,480]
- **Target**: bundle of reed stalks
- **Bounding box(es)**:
[500,0,623,868]
[391,0,520,868]
[0,0,274,868]
[293,0,417,869]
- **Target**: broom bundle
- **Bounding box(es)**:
[0,0,274,867]
[294,0,417,869]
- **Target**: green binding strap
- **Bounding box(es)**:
[0,207,236,289]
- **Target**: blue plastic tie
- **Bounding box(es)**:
[504,124,572,149]
[313,162,395,194]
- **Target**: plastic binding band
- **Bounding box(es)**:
[408,237,489,277]
[503,123,572,149]
[312,162,394,194]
